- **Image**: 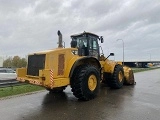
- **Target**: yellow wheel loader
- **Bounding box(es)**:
[16,31,135,101]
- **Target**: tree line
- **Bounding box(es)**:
[3,56,27,68]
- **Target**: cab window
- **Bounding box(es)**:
[93,39,98,50]
[72,37,87,48]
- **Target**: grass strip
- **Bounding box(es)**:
[132,67,160,73]
[0,84,44,98]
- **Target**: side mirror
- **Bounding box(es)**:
[106,53,115,60]
[110,53,114,56]
[100,36,104,43]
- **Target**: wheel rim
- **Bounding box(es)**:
[88,74,97,91]
[118,71,123,82]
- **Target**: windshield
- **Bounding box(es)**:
[72,37,87,48]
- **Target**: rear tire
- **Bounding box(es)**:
[71,64,100,101]
[108,64,124,89]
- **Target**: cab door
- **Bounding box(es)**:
[88,36,100,59]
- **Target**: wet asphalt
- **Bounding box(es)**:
[0,69,160,120]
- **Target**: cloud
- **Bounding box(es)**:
[0,0,160,61]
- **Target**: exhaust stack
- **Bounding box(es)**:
[57,30,63,48]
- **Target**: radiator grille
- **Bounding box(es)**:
[27,54,45,76]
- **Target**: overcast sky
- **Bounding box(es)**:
[0,0,160,61]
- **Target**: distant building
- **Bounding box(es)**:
[0,57,3,67]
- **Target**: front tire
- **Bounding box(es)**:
[108,64,124,89]
[71,64,100,101]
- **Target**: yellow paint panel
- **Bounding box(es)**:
[102,59,116,73]
[16,68,26,77]
[51,78,70,88]
[16,48,78,88]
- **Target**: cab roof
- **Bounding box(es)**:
[71,31,99,38]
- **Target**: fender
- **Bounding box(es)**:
[68,56,101,78]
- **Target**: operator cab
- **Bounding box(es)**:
[71,32,103,59]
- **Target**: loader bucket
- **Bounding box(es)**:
[123,66,135,85]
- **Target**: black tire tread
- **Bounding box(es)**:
[108,64,124,89]
[71,64,100,101]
